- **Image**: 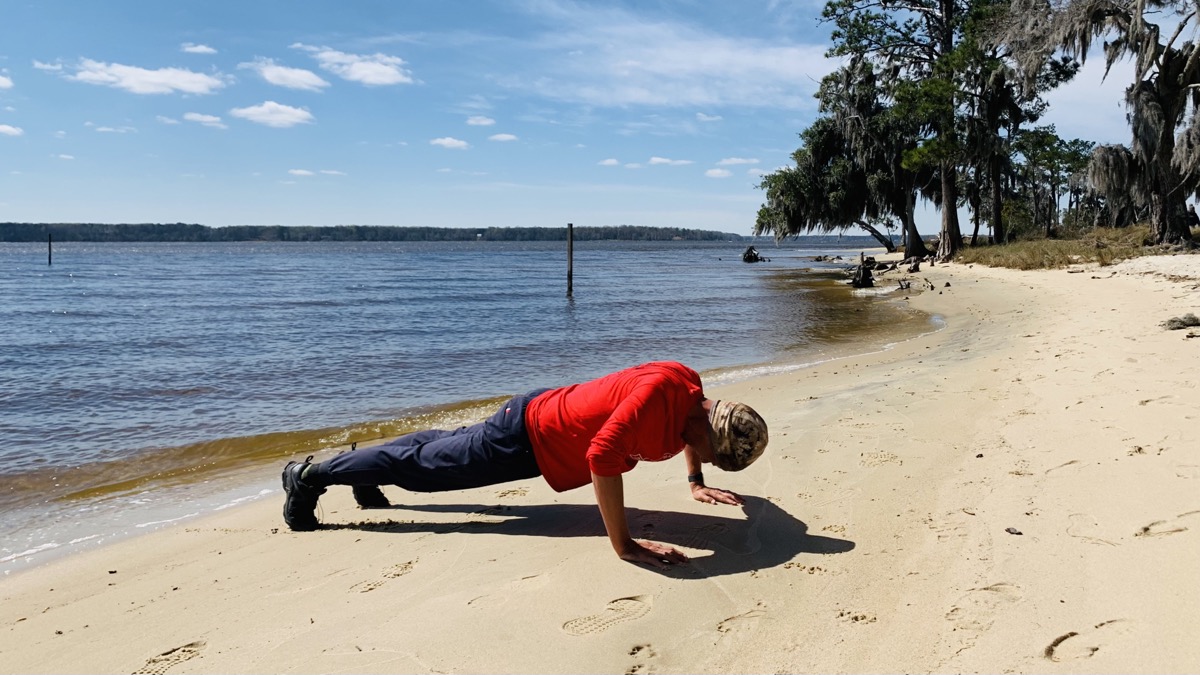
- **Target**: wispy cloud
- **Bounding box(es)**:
[229,101,314,127]
[489,133,518,141]
[696,112,722,122]
[289,169,314,176]
[32,61,62,72]
[501,2,830,108]
[431,136,470,149]
[320,169,346,175]
[94,125,137,133]
[292,44,414,85]
[183,112,227,129]
[467,115,495,126]
[0,74,12,89]
[598,158,619,166]
[156,115,181,125]
[181,43,217,55]
[0,124,23,136]
[705,168,732,178]
[56,154,74,160]
[717,157,759,165]
[239,58,329,92]
[649,156,692,166]
[61,59,228,95]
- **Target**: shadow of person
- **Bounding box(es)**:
[323,494,852,578]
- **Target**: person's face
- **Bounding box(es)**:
[682,406,715,463]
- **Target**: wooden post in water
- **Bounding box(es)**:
[566,222,574,297]
[48,233,52,266]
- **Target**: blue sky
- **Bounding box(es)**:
[0,0,1130,234]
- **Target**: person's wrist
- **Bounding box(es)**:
[687,472,704,486]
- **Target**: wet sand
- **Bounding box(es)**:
[2,252,1198,674]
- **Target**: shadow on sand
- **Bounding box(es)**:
[322,494,853,578]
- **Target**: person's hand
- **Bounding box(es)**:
[616,538,689,568]
[690,483,745,506]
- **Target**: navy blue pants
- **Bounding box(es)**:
[309,390,547,492]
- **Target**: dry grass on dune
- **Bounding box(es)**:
[954,225,1190,270]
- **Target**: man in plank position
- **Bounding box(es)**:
[281,361,768,568]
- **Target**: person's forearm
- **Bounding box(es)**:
[591,472,634,554]
[683,445,703,481]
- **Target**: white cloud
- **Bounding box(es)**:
[431,137,470,149]
[57,154,74,160]
[0,124,23,136]
[717,157,759,165]
[436,167,453,173]
[239,58,329,92]
[696,112,722,122]
[320,169,346,175]
[183,112,227,129]
[467,115,496,126]
[625,162,643,169]
[598,158,619,166]
[54,130,66,138]
[32,60,62,72]
[489,133,518,141]
[0,75,12,89]
[289,169,314,176]
[706,168,732,178]
[65,59,228,95]
[229,101,314,128]
[95,125,137,133]
[292,44,414,85]
[649,156,692,166]
[181,43,217,55]
[157,115,181,125]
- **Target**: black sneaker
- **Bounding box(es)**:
[282,456,325,531]
[352,485,391,509]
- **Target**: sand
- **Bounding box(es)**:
[2,252,1198,674]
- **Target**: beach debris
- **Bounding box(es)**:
[976,453,984,458]
[898,279,911,290]
[944,282,951,287]
[907,261,921,273]
[1005,527,1023,536]
[1162,313,1200,330]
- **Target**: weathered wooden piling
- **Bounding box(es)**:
[566,222,574,297]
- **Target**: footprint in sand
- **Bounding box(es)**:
[717,605,767,638]
[1134,510,1200,537]
[625,644,658,674]
[131,641,205,675]
[496,487,528,499]
[1044,619,1132,661]
[1066,514,1117,546]
[859,451,902,467]
[683,523,729,551]
[837,609,877,624]
[945,582,1023,632]
[351,560,416,593]
[563,595,652,636]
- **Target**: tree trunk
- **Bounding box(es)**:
[936,160,962,260]
[902,191,930,259]
[854,220,897,252]
[989,152,1004,244]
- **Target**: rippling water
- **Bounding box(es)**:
[0,239,933,572]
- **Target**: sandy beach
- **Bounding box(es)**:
[2,252,1198,674]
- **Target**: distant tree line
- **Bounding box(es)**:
[0,222,744,243]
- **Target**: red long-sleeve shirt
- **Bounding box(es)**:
[525,361,705,492]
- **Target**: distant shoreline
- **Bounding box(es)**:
[0,222,751,243]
